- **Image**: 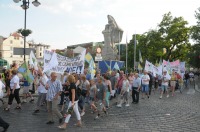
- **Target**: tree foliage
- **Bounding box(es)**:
[18,28,32,37]
[125,12,191,69]
[188,7,200,68]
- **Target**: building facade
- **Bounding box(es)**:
[0,32,51,66]
[0,32,29,65]
[29,43,51,59]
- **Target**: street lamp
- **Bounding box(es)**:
[13,0,40,62]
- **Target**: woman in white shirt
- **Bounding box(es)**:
[4,70,21,111]
[117,74,130,107]
[0,74,6,104]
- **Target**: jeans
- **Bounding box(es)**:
[78,95,85,110]
[132,88,139,103]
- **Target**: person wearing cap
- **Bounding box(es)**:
[160,70,170,99]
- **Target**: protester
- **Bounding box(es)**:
[79,75,90,116]
[117,74,130,107]
[116,71,124,94]
[141,70,150,99]
[148,71,153,95]
[103,74,112,109]
[109,71,117,100]
[21,77,34,103]
[0,74,6,104]
[160,70,170,99]
[0,116,9,132]
[94,77,107,119]
[58,75,81,129]
[170,70,177,96]
[59,72,68,105]
[46,72,63,125]
[89,79,97,113]
[33,69,48,114]
[131,73,141,104]
[4,70,21,111]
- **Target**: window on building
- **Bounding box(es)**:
[40,47,42,51]
[40,52,42,56]
[10,40,13,44]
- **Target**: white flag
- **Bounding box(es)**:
[29,50,38,70]
[43,52,58,72]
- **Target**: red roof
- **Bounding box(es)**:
[11,32,21,38]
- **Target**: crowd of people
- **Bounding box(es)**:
[0,62,199,131]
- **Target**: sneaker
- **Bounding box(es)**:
[80,111,85,116]
[29,99,34,102]
[117,104,122,108]
[125,104,130,107]
[46,121,54,125]
[94,115,99,120]
[167,95,169,98]
[22,100,27,103]
[159,96,162,99]
[33,109,40,113]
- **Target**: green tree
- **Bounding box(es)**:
[158,12,191,61]
[189,7,200,68]
[126,12,191,70]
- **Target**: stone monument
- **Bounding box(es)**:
[102,15,123,60]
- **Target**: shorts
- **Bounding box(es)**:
[120,91,128,101]
[89,97,95,105]
[142,85,149,93]
[161,85,168,91]
[23,86,30,94]
[96,100,105,111]
[170,81,176,87]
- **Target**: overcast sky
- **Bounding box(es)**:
[0,0,200,49]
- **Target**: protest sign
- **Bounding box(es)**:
[43,49,86,74]
[170,60,180,73]
[144,60,153,72]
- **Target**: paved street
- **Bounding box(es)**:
[0,78,200,132]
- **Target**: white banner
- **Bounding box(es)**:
[144,60,153,72]
[43,49,86,74]
[145,60,163,77]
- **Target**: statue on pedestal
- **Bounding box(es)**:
[102,15,123,60]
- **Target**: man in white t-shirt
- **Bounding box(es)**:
[141,70,150,99]
[33,69,48,114]
[160,70,170,99]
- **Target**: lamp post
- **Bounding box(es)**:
[13,0,40,62]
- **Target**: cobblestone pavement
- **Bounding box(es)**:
[0,81,200,132]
